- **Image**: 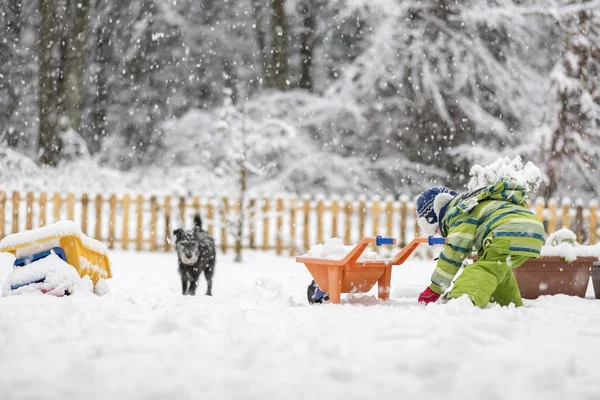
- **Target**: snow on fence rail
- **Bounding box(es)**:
[0,191,598,255]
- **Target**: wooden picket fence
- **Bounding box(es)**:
[0,191,598,255]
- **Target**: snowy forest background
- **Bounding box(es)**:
[0,0,599,201]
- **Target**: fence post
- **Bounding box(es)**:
[53,193,61,221]
[0,191,5,238]
[575,201,584,243]
[221,197,229,253]
[95,194,103,240]
[372,197,380,236]
[561,199,570,230]
[331,198,339,239]
[303,197,311,250]
[26,191,34,230]
[179,197,186,227]
[122,194,130,250]
[590,202,598,244]
[317,198,324,245]
[12,191,20,234]
[400,196,408,247]
[81,194,89,234]
[276,198,284,255]
[358,197,366,239]
[534,198,544,226]
[289,197,296,256]
[136,194,144,251]
[39,192,47,227]
[67,193,75,221]
[207,200,214,237]
[385,196,393,239]
[548,199,557,234]
[109,194,117,249]
[248,198,256,249]
[262,198,270,251]
[344,197,352,245]
[164,195,171,251]
[150,196,158,251]
[192,196,200,218]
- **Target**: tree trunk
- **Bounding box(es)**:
[297,0,315,91]
[270,0,289,90]
[0,0,22,147]
[251,0,273,87]
[39,0,61,166]
[65,0,92,131]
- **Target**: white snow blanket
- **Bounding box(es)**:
[1,250,600,400]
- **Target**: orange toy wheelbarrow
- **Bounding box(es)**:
[297,236,446,304]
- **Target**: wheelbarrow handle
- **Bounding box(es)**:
[427,236,447,245]
[375,236,395,246]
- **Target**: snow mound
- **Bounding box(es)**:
[2,252,94,297]
[468,155,542,200]
[305,237,380,260]
[540,228,600,262]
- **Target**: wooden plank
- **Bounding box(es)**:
[81,193,89,234]
[575,203,584,243]
[316,199,324,244]
[263,198,270,251]
[548,200,557,234]
[192,196,200,217]
[372,198,380,236]
[590,202,598,244]
[331,199,339,239]
[221,197,229,252]
[67,193,75,221]
[385,198,393,239]
[53,193,61,221]
[164,195,172,251]
[289,197,296,256]
[25,192,34,230]
[276,198,284,255]
[150,196,158,251]
[249,198,256,249]
[561,202,570,230]
[109,194,117,249]
[358,198,366,239]
[0,191,5,238]
[179,196,186,226]
[95,194,103,240]
[12,191,20,234]
[39,192,47,227]
[303,198,311,250]
[207,201,214,237]
[344,199,352,245]
[136,195,144,251]
[122,194,130,250]
[400,198,408,247]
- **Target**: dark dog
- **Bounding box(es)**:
[173,215,216,296]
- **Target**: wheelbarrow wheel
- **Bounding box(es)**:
[307,280,330,304]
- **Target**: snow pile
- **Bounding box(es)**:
[540,228,600,262]
[468,155,542,200]
[1,252,94,297]
[305,237,380,261]
[0,220,108,256]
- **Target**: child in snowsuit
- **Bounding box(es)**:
[416,178,545,307]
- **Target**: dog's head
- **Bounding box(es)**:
[173,227,201,265]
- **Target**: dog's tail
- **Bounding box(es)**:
[194,214,203,230]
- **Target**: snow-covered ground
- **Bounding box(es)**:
[1,250,600,400]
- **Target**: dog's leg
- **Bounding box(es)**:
[181,274,189,295]
[204,267,214,296]
[188,279,198,296]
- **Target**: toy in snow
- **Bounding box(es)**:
[298,236,446,305]
[0,221,112,296]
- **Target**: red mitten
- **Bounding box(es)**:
[418,287,441,304]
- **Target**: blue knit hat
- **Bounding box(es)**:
[416,186,458,225]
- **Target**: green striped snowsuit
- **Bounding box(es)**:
[430,179,545,307]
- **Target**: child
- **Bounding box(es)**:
[416,178,545,307]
